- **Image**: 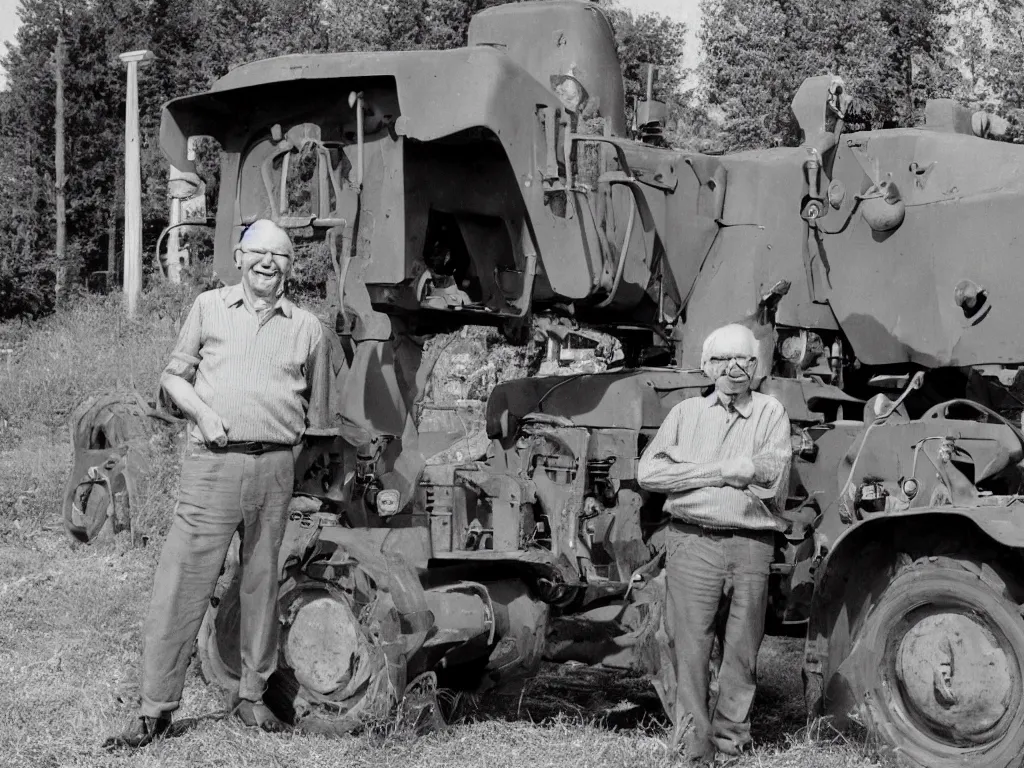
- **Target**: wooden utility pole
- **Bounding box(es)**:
[118,49,154,318]
[54,30,66,307]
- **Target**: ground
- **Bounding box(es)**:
[0,526,883,768]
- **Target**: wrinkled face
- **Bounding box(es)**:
[703,326,758,396]
[234,222,293,300]
[236,247,291,298]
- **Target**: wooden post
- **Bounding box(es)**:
[54,30,66,307]
[166,165,184,283]
[119,49,154,318]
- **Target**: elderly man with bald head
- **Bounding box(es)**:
[106,220,338,748]
[638,324,791,764]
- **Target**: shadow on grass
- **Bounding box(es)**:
[461,662,669,733]
[454,636,816,749]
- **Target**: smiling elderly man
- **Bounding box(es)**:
[638,324,791,765]
[106,220,338,748]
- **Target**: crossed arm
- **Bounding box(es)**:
[636,401,791,503]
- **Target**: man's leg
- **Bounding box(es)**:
[664,524,727,762]
[710,530,774,755]
[236,449,295,708]
[139,449,245,718]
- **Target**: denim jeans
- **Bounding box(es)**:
[664,521,774,757]
[139,439,294,718]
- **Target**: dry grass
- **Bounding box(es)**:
[0,526,883,768]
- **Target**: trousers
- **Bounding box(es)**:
[664,521,774,757]
[139,440,294,718]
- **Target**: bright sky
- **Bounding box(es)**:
[0,0,699,89]
[0,0,18,87]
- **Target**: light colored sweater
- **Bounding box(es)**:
[637,390,791,531]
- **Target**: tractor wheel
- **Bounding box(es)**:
[198,566,405,735]
[845,556,1024,768]
[64,475,131,544]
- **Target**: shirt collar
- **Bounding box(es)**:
[222,282,293,318]
[705,390,754,418]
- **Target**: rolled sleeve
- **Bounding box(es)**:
[158,297,204,417]
[163,297,204,383]
[303,323,341,437]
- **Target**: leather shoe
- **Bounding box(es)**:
[103,714,171,750]
[231,699,290,733]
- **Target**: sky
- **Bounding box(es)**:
[0,0,698,89]
[0,0,17,87]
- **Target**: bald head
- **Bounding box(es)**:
[238,219,293,257]
[701,324,759,396]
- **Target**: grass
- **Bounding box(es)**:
[0,529,883,768]
[0,296,885,768]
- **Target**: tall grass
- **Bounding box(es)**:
[0,291,193,540]
[0,294,185,439]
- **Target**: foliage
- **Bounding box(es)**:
[601,4,688,119]
[697,0,963,149]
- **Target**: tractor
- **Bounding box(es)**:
[103,1,1024,764]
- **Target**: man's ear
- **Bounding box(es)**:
[233,248,243,270]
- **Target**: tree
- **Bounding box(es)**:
[698,0,963,149]
[602,6,687,106]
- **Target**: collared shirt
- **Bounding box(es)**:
[636,390,791,531]
[163,284,339,445]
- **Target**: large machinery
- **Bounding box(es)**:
[155,1,1024,765]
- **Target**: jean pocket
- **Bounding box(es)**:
[665,525,693,562]
[178,452,231,508]
[741,533,775,574]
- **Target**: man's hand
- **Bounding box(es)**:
[197,408,230,447]
[721,456,755,488]
[161,373,230,447]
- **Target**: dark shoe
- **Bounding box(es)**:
[231,699,290,733]
[103,714,172,750]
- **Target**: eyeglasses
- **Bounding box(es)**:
[708,355,756,366]
[239,246,292,259]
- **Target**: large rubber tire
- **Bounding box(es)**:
[848,556,1024,768]
[197,564,403,735]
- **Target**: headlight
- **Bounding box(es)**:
[376,489,401,517]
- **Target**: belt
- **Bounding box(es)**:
[208,441,293,455]
[671,521,777,542]
[673,521,737,538]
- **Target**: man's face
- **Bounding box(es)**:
[704,329,758,396]
[236,246,291,299]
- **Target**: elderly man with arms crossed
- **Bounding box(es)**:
[638,323,791,765]
[106,220,338,748]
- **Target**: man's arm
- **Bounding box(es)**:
[159,296,229,446]
[748,404,792,503]
[636,404,726,493]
